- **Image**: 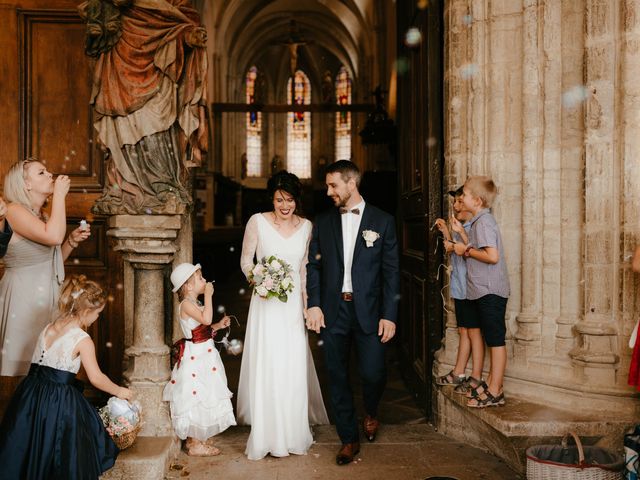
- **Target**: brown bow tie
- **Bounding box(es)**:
[340,207,360,215]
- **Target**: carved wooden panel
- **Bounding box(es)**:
[18,10,103,192]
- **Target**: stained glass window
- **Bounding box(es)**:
[246,66,262,177]
[335,66,352,161]
[286,70,311,179]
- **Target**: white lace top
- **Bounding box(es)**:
[31,325,89,374]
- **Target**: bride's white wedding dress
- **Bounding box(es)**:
[238,213,329,460]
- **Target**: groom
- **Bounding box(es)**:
[306,160,399,465]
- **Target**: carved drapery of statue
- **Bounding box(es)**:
[79,0,208,215]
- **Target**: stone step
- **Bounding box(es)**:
[435,386,632,473]
[101,436,180,480]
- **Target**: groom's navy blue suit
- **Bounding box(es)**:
[307,203,399,444]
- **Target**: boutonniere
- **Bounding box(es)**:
[362,230,380,247]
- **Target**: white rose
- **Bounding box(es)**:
[270,259,281,270]
[281,277,291,289]
[362,230,380,247]
[256,285,268,297]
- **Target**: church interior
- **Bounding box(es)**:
[0,0,639,478]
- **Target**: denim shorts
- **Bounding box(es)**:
[470,294,508,347]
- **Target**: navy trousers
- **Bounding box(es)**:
[321,299,387,444]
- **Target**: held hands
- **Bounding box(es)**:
[205,282,215,297]
[53,175,71,198]
[453,242,468,256]
[305,306,325,334]
[117,386,134,401]
[378,319,396,343]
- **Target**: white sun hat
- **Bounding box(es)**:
[170,263,201,292]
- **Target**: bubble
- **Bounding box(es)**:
[229,246,235,252]
[315,253,322,260]
[73,258,80,264]
[70,149,76,155]
[80,165,87,171]
[562,85,589,109]
[238,288,246,295]
[417,0,428,8]
[460,63,479,79]
[64,156,70,161]
[395,57,410,75]
[144,335,150,340]
[107,295,115,302]
[145,208,152,215]
[116,283,123,290]
[427,137,438,147]
[404,27,422,47]
[317,340,324,347]
[393,294,402,301]
[82,189,87,194]
[462,14,473,25]
[105,341,113,348]
[217,305,226,314]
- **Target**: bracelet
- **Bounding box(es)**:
[67,238,78,249]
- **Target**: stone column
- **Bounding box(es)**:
[514,0,543,356]
[569,0,619,384]
[108,215,182,436]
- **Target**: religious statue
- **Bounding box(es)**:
[79,0,209,215]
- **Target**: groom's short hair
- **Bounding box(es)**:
[326,160,361,187]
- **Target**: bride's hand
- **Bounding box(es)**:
[305,306,325,334]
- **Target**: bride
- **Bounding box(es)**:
[238,170,329,460]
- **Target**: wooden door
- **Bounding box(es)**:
[0,0,124,393]
[395,0,444,416]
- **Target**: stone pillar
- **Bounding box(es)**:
[514,0,543,355]
[569,0,619,384]
[108,215,182,436]
[556,0,586,355]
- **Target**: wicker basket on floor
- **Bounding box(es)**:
[112,424,141,451]
[526,431,624,480]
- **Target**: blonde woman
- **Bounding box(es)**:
[0,159,91,377]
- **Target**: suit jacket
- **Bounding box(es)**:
[307,203,400,334]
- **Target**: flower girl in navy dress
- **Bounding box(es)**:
[0,274,133,479]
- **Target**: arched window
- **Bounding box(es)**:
[245,66,262,177]
[335,66,352,161]
[286,70,311,179]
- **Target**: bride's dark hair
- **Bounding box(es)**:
[267,170,303,214]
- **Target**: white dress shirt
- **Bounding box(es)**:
[341,198,366,293]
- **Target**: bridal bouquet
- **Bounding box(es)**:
[249,255,294,303]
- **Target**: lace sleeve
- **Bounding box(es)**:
[299,220,312,310]
[240,214,259,279]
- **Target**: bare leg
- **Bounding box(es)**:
[453,327,471,375]
[467,328,484,380]
[487,346,506,395]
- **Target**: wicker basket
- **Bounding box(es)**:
[526,432,624,480]
[111,424,141,451]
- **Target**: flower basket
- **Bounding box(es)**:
[526,431,624,480]
[111,423,141,451]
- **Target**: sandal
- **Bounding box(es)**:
[466,380,489,399]
[467,390,505,408]
[436,370,466,386]
[186,440,221,457]
[454,376,481,395]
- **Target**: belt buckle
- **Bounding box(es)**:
[342,292,353,302]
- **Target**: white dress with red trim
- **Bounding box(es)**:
[162,305,236,441]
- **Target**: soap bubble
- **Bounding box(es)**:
[404,27,422,48]
[562,85,589,109]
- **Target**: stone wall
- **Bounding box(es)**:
[438,0,640,416]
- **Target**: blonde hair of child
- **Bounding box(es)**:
[56,274,108,328]
[4,159,36,210]
[465,176,498,208]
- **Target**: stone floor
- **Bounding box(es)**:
[161,271,520,479]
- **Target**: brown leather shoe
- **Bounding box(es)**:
[363,415,380,442]
[336,442,360,465]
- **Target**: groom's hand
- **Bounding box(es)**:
[305,306,325,333]
[378,319,396,343]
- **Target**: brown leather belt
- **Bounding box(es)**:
[341,292,353,302]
